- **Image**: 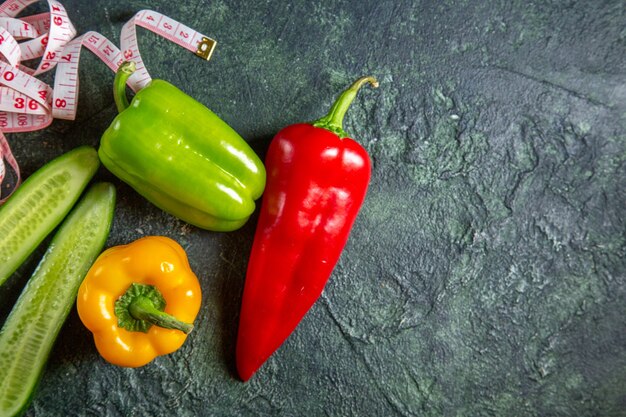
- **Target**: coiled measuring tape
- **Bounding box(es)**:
[0,0,216,202]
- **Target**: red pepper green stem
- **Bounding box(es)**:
[115,282,193,334]
[114,61,136,113]
[312,76,379,138]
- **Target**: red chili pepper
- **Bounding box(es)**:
[236,76,379,381]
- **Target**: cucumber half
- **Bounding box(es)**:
[0,182,116,417]
[0,146,100,286]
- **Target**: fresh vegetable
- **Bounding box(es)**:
[0,146,100,287]
[98,61,266,232]
[77,236,202,368]
[236,76,378,380]
[0,182,116,417]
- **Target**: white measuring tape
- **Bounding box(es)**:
[0,0,216,202]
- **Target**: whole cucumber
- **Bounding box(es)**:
[0,146,100,286]
[0,182,116,417]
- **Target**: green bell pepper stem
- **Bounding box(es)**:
[114,61,137,113]
[312,76,379,138]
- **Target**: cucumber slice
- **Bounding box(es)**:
[0,146,100,286]
[0,182,116,417]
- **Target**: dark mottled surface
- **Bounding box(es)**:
[1,0,625,416]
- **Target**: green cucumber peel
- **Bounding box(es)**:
[0,182,116,417]
[0,146,100,287]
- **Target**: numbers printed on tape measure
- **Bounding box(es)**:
[54,9,217,118]
[0,0,217,200]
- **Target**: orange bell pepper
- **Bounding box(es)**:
[77,236,202,367]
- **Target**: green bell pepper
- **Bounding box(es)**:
[99,61,266,232]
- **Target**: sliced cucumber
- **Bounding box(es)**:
[0,182,115,417]
[0,146,100,286]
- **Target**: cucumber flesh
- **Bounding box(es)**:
[0,146,100,287]
[0,182,116,417]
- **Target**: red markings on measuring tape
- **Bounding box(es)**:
[0,0,216,201]
[52,31,122,120]
[54,10,216,119]
[118,10,216,90]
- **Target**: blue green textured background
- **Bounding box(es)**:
[1,0,625,416]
